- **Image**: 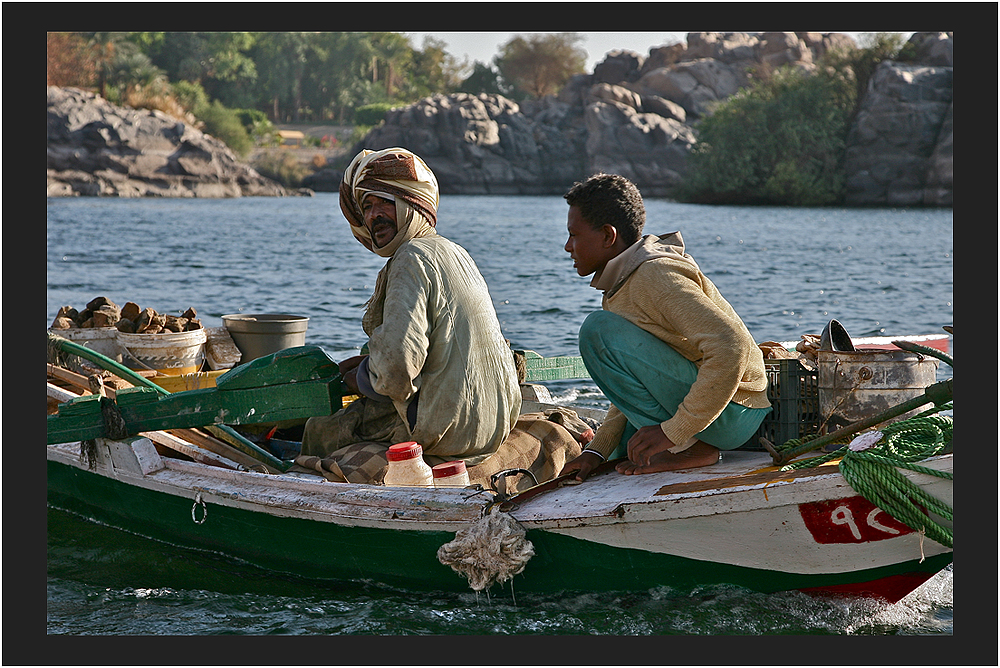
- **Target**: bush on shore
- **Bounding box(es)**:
[252,151,314,188]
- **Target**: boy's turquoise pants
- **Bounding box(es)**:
[579,310,770,459]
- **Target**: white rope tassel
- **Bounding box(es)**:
[437,507,535,592]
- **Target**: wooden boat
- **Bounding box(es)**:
[46,333,953,603]
[778,332,951,354]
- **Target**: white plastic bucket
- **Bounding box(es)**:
[222,313,309,363]
[117,329,207,376]
[48,327,123,372]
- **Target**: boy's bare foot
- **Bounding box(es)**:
[615,440,720,475]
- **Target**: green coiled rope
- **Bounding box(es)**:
[777,404,953,548]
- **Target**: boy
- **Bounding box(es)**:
[559,174,771,482]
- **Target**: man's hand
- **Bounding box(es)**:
[339,355,367,394]
[625,424,676,467]
[559,450,605,483]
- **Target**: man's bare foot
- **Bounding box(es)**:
[616,440,720,475]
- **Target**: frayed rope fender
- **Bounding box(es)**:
[437,506,535,592]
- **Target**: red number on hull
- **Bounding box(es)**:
[799,497,914,543]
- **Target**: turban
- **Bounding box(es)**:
[339,148,440,258]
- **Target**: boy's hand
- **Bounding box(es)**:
[625,424,676,467]
[559,450,605,483]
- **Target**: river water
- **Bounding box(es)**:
[45,194,954,642]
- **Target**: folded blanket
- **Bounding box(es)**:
[292,408,593,491]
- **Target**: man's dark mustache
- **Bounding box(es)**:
[371,215,395,228]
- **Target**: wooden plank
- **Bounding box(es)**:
[48,379,339,443]
[47,381,262,472]
[47,393,106,443]
[47,364,95,394]
[47,381,82,404]
[167,428,283,473]
[653,460,843,496]
[142,430,242,470]
[150,370,228,392]
[116,382,337,432]
[47,363,139,399]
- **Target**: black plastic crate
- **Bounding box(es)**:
[738,359,820,451]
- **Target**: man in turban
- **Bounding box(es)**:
[299,148,522,482]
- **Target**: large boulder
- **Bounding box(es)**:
[47,86,289,197]
[355,92,588,195]
[593,50,645,85]
[583,100,695,197]
[843,33,954,206]
[634,58,744,118]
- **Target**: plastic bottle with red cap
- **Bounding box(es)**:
[383,442,434,487]
[432,460,471,488]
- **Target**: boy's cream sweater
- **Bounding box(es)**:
[585,232,770,457]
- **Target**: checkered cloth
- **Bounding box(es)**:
[466,411,584,494]
[295,442,390,483]
[292,407,591,490]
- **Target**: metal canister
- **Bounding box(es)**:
[817,349,939,431]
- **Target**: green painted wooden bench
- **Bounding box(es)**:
[48,343,590,446]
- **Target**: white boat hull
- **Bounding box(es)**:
[47,435,952,601]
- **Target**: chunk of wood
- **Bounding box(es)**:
[47,381,82,404]
[142,430,243,470]
[120,301,141,322]
[167,428,277,472]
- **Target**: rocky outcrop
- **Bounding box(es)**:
[843,32,953,206]
[336,32,853,198]
[47,86,289,197]
[49,31,954,206]
[334,31,952,206]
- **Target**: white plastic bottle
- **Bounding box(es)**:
[383,442,434,487]
[432,460,471,488]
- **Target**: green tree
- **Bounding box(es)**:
[235,108,278,145]
[367,32,413,100]
[409,36,468,96]
[823,32,907,121]
[139,32,258,108]
[73,33,170,106]
[170,79,210,112]
[676,65,856,206]
[458,61,508,95]
[495,33,587,99]
[105,49,168,103]
[354,102,395,126]
[299,32,379,123]
[79,32,134,99]
[251,32,317,122]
